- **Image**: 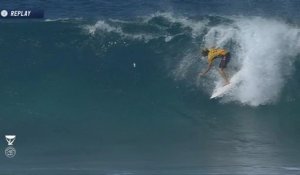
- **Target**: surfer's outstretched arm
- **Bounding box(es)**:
[200,62,212,76]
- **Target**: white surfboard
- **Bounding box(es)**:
[210,73,241,99]
[210,83,234,99]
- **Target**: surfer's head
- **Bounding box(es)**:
[201,48,209,56]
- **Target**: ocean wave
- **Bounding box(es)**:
[202,17,300,106]
[84,20,161,42]
[145,12,208,38]
[81,13,300,106]
[159,14,300,106]
[45,17,83,22]
[83,12,207,42]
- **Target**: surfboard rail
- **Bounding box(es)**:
[210,73,241,99]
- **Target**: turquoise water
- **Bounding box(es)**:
[0,1,300,174]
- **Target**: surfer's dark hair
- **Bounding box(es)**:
[201,48,209,56]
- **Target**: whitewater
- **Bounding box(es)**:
[85,13,300,106]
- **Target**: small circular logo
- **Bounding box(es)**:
[5,146,16,158]
[1,10,8,17]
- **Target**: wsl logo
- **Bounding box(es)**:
[4,135,16,158]
[0,9,43,19]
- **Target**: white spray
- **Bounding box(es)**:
[203,17,300,106]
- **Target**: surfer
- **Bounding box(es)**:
[199,48,231,86]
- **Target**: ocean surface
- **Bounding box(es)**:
[1,0,300,174]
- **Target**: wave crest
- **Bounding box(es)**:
[82,13,300,106]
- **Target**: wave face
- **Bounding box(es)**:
[84,13,300,106]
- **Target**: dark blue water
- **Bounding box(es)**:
[2,0,300,19]
[0,1,300,174]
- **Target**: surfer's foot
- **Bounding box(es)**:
[223,82,230,86]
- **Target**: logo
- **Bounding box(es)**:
[5,135,16,146]
[5,146,16,158]
[1,10,8,17]
[4,135,16,158]
[5,146,17,158]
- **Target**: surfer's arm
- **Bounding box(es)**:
[200,62,212,76]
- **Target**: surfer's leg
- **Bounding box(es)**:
[219,68,230,85]
[219,54,230,85]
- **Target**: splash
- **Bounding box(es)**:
[82,13,300,106]
[201,17,300,106]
